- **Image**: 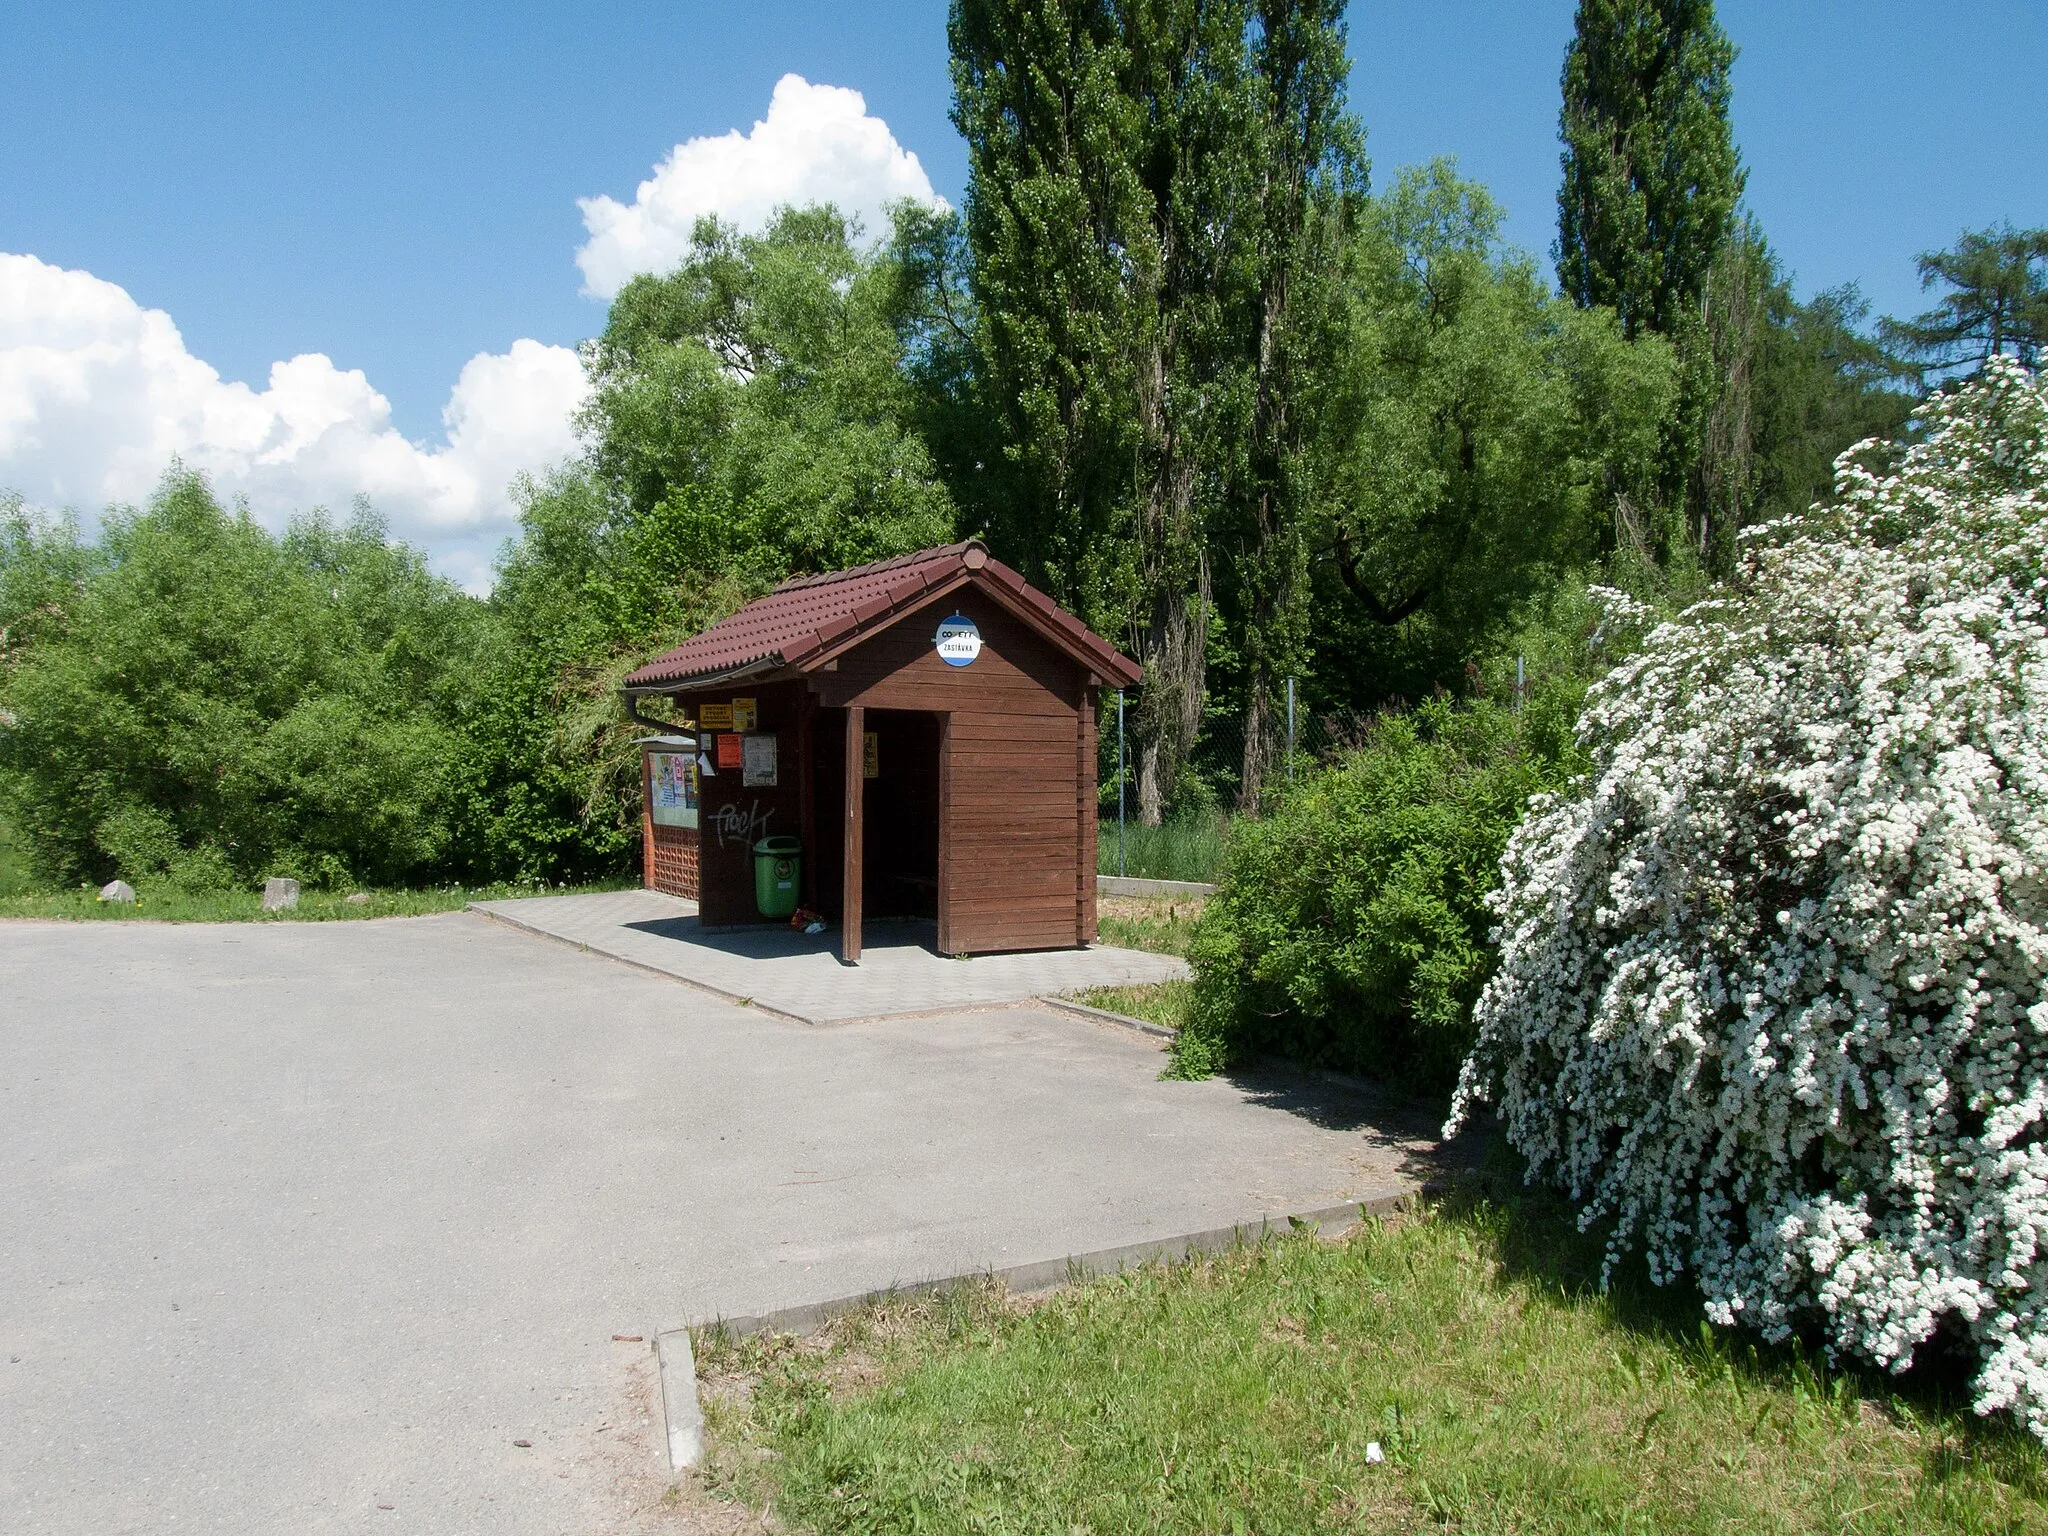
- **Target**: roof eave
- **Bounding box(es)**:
[619,654,789,695]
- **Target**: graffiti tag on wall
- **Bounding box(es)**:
[710,799,775,851]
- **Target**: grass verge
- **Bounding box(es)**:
[1071,978,1190,1034]
[0,877,636,922]
[1095,894,1204,957]
[1097,812,1230,883]
[689,1168,2048,1535]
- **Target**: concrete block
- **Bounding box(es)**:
[262,877,301,912]
[1097,875,1218,899]
[656,1329,704,1469]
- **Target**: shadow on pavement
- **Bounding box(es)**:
[1224,1061,1490,1192]
[622,915,942,959]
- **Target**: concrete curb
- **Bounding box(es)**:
[655,1328,705,1470]
[1097,875,1218,899]
[1039,993,1178,1040]
[687,1192,1421,1342]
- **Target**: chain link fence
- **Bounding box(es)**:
[1095,682,1368,881]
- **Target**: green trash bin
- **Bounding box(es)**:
[752,836,802,919]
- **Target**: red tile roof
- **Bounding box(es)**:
[622,539,1142,691]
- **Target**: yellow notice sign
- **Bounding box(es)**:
[698,702,733,729]
[731,697,759,730]
[863,731,879,779]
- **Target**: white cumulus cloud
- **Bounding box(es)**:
[0,253,587,590]
[575,73,944,299]
[1,76,938,589]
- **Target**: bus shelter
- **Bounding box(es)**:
[621,540,1142,962]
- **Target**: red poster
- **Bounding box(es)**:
[715,732,743,769]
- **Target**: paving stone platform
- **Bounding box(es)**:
[469,888,1189,1024]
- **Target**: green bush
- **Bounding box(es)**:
[1173,695,1578,1094]
[0,473,480,892]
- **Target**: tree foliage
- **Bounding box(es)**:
[1309,163,1675,709]
[1689,218,1917,572]
[579,205,957,592]
[0,473,480,890]
[1208,0,1364,812]
[1884,223,2048,383]
[951,0,1361,822]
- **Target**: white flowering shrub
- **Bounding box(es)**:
[1448,361,2048,1433]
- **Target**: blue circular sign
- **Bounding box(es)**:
[934,613,982,667]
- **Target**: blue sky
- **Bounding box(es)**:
[2,0,2042,581]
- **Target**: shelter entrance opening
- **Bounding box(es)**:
[814,708,941,925]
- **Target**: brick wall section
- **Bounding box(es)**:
[648,823,700,899]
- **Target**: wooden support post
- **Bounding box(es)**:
[1077,687,1097,945]
[842,704,864,963]
[796,690,816,911]
[936,713,952,955]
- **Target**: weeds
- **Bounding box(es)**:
[1095,894,1204,957]
[1071,979,1190,1034]
[1097,812,1229,883]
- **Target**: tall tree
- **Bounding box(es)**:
[952,0,1266,823]
[1556,0,1742,567]
[948,0,1145,635]
[1884,223,2048,383]
[1216,0,1364,812]
[1692,223,1915,569]
[1556,0,1742,341]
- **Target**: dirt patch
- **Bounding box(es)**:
[1099,893,1207,924]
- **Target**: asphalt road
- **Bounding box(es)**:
[1,912,1432,1534]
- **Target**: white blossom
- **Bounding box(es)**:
[1449,361,2048,1434]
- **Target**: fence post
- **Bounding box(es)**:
[1116,688,1126,878]
[1516,654,1525,713]
[1286,677,1296,781]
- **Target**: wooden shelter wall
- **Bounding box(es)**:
[817,594,1091,954]
[683,680,808,928]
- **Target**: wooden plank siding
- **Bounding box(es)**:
[815,593,1096,955]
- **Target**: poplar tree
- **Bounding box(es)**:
[1556,0,1741,568]
[951,0,1278,823]
[947,0,1144,637]
[1216,0,1362,811]
[1556,0,1741,341]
